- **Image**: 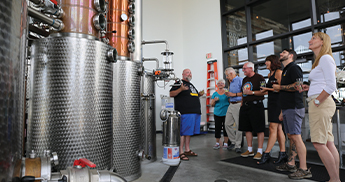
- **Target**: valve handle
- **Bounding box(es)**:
[50,0,58,5]
[73,158,96,168]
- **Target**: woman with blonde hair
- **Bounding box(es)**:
[211,79,230,150]
[301,32,340,182]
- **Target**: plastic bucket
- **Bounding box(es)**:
[162,146,180,166]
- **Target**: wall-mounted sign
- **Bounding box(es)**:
[206,53,212,59]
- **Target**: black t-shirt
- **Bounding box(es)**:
[279,62,304,109]
[241,73,265,102]
[169,80,201,114]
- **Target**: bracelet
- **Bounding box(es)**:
[236,93,237,96]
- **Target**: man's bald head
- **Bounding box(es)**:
[182,69,192,82]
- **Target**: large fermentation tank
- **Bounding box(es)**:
[0,0,27,180]
[112,60,142,181]
[140,72,156,162]
[27,36,114,171]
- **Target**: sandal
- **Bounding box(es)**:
[184,150,198,156]
[179,153,189,161]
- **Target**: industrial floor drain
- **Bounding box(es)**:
[214,179,228,182]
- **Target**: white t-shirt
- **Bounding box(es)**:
[308,54,336,97]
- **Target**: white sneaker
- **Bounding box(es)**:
[213,144,220,150]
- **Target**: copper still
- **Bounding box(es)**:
[107,0,134,58]
[59,0,107,38]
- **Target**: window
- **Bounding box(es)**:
[224,0,245,12]
[251,0,311,41]
[333,51,345,66]
[317,0,345,24]
[321,25,344,47]
[221,0,345,80]
[227,47,248,66]
[253,37,292,62]
[293,32,313,54]
[225,11,247,47]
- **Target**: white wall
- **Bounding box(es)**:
[143,0,223,130]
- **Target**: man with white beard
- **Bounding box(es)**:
[170,69,204,161]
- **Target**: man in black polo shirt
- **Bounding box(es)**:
[239,62,266,160]
[170,69,204,161]
[272,49,312,180]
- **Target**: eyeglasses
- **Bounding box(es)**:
[242,67,250,70]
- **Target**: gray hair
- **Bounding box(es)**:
[245,62,254,71]
[217,79,225,84]
[225,67,236,75]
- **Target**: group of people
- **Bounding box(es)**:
[169,32,340,182]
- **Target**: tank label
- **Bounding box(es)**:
[163,147,168,159]
[165,103,174,108]
[163,147,179,159]
[172,147,179,159]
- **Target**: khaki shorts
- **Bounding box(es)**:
[308,96,336,144]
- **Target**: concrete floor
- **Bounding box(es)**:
[133,133,330,182]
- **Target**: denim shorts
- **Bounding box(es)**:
[180,114,201,136]
[282,108,305,135]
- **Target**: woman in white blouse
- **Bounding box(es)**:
[301,32,340,182]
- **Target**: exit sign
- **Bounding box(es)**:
[206,53,212,59]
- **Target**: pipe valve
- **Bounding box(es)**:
[107,48,117,63]
[137,150,145,161]
[73,158,97,168]
[50,152,59,165]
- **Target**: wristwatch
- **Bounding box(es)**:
[252,91,255,95]
[314,99,320,105]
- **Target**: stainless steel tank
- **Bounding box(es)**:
[27,36,114,171]
[112,60,142,181]
[140,72,156,162]
[0,0,27,181]
[162,111,181,147]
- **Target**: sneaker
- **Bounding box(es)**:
[213,144,220,150]
[276,162,298,172]
[253,152,262,160]
[241,150,254,157]
[235,148,242,153]
[288,168,312,180]
[222,145,228,150]
[227,144,235,150]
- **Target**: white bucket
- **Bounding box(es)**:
[162,146,180,166]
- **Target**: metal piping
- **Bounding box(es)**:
[30,0,44,6]
[28,6,64,31]
[30,0,64,18]
[142,58,159,69]
[142,40,169,51]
